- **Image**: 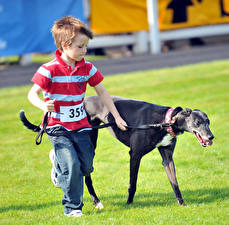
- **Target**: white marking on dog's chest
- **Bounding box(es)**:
[156,134,174,147]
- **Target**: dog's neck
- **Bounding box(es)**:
[164,108,177,137]
[169,107,185,136]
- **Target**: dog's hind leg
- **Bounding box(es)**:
[158,147,187,206]
[127,149,142,204]
[85,175,104,209]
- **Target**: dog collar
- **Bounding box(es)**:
[164,108,176,137]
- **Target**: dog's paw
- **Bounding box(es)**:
[126,199,133,204]
[177,198,188,206]
[95,202,104,209]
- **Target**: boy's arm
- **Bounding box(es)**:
[93,83,127,131]
[28,84,55,112]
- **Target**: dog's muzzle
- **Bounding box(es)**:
[193,131,214,147]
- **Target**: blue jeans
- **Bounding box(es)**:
[47,127,94,214]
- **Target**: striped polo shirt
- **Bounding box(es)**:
[31,50,104,130]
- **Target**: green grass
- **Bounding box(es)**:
[0,59,228,225]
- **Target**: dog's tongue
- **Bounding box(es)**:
[203,137,213,146]
[200,137,213,147]
[194,131,213,147]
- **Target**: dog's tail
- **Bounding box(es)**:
[19,110,41,132]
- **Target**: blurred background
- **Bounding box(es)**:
[0,0,229,66]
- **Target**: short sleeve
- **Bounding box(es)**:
[31,66,51,90]
[87,64,104,87]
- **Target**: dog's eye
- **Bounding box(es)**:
[195,121,201,127]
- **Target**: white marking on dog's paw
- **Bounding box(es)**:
[95,202,104,209]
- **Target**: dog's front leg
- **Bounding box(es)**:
[159,147,186,206]
[127,150,142,204]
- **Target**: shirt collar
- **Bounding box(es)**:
[55,49,85,68]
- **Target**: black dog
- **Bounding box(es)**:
[84,96,214,206]
[20,96,214,208]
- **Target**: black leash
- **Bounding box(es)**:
[46,122,172,139]
[34,112,118,145]
[126,123,172,130]
[20,110,172,145]
[35,112,50,145]
[36,113,172,145]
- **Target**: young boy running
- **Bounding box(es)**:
[28,16,127,217]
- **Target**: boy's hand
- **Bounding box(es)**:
[115,116,127,131]
[44,99,56,112]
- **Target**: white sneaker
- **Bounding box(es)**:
[49,149,60,188]
[64,210,85,217]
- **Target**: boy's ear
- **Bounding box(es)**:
[61,41,67,50]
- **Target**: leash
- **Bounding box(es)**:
[20,110,174,145]
[32,113,115,144]
[36,113,172,144]
[126,123,172,130]
[35,112,50,145]
[40,120,172,144]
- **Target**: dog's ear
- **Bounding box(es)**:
[172,107,183,118]
[182,108,192,117]
[171,107,183,123]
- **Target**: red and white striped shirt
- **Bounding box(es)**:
[32,50,104,130]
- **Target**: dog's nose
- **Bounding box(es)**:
[209,134,214,140]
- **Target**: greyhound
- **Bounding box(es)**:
[84,96,214,206]
[20,96,214,208]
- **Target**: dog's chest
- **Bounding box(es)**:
[156,134,174,147]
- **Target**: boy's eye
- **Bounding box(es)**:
[78,45,87,49]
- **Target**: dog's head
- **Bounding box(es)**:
[174,108,214,147]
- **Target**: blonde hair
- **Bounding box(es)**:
[51,16,93,51]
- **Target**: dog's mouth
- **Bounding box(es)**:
[193,131,213,147]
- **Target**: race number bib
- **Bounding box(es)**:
[60,102,87,122]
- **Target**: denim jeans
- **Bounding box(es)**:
[47,126,94,214]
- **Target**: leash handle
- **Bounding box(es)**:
[36,129,45,145]
[35,112,50,145]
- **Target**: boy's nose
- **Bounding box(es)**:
[83,47,87,54]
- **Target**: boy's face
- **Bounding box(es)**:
[62,33,89,63]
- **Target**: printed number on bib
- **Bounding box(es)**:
[60,103,86,122]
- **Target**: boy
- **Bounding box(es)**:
[28,16,127,217]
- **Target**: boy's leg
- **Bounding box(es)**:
[48,134,84,214]
[72,130,95,177]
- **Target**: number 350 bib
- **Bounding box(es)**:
[60,102,87,122]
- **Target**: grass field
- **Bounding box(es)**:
[0,59,228,225]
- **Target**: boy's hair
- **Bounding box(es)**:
[51,16,93,51]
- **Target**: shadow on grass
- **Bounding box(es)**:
[1,187,228,214]
[88,187,229,208]
[0,201,59,213]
